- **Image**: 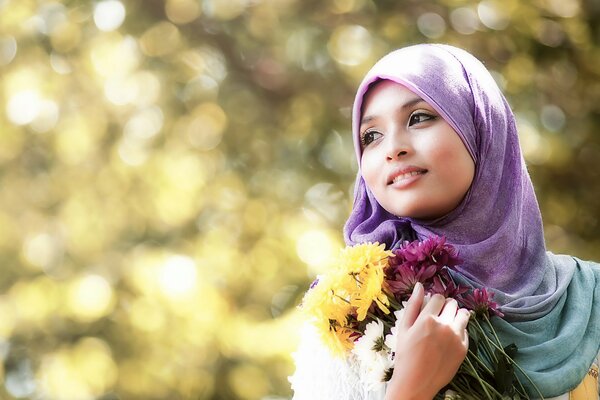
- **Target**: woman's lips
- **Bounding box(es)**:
[387,166,428,185]
[391,170,427,184]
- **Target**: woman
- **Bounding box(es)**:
[290,44,600,399]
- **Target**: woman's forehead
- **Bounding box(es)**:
[360,80,427,121]
[354,74,477,164]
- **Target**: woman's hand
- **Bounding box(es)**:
[384,282,470,400]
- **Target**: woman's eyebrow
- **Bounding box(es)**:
[360,96,426,125]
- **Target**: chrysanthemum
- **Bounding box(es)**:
[394,236,461,268]
[362,352,394,392]
[352,319,388,363]
[430,272,469,298]
[352,319,394,391]
[460,287,503,318]
[385,262,437,299]
[337,242,393,320]
[352,265,390,320]
[384,322,400,358]
[337,242,393,275]
[301,274,355,352]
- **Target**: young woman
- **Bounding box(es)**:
[290,44,600,399]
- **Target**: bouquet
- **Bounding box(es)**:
[301,236,542,399]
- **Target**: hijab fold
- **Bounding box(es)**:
[343,44,600,396]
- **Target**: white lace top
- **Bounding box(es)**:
[289,323,600,400]
[289,323,383,400]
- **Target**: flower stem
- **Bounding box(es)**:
[462,355,501,399]
[476,327,544,399]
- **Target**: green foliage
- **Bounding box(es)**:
[0,0,598,398]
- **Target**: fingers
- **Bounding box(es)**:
[439,299,470,338]
[457,309,470,349]
[420,292,445,317]
[400,285,471,339]
[440,305,470,360]
[454,308,470,331]
[438,298,459,324]
[400,282,424,330]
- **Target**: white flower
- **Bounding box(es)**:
[393,308,406,322]
[384,325,398,354]
[443,389,461,399]
[384,309,405,360]
[352,319,386,362]
[354,295,437,392]
[400,292,433,310]
[363,351,394,392]
[352,319,394,391]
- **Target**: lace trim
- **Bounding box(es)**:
[289,323,385,400]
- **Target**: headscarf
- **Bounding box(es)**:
[343,44,600,396]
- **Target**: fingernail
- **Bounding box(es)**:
[412,282,422,295]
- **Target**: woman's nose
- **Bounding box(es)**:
[385,132,410,161]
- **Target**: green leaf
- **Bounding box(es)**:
[493,343,519,396]
[468,325,480,354]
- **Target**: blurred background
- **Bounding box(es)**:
[0,0,599,398]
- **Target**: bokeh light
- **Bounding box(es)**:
[6,90,42,125]
[417,13,447,39]
[328,25,373,66]
[94,0,126,32]
[66,275,115,322]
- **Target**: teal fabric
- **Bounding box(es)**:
[491,255,600,397]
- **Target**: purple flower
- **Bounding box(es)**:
[386,262,438,298]
[309,278,320,289]
[392,236,461,270]
[460,288,503,318]
[385,236,463,299]
[430,273,469,298]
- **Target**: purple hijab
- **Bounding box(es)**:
[343,44,574,320]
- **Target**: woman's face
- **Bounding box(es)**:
[359,80,475,220]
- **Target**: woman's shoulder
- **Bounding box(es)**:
[546,252,600,274]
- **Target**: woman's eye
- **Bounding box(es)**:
[408,112,435,126]
[361,130,381,147]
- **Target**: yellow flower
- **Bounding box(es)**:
[337,242,392,275]
[352,261,390,320]
[302,275,354,353]
[338,243,393,321]
[303,275,347,324]
[301,242,394,355]
[329,327,355,355]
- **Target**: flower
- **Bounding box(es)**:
[337,242,393,275]
[309,277,320,289]
[384,325,398,356]
[443,390,461,399]
[430,270,469,298]
[460,287,504,318]
[325,326,356,355]
[301,274,356,356]
[385,262,438,298]
[393,235,461,268]
[352,319,395,391]
[302,236,531,398]
[336,242,394,321]
[301,243,395,355]
[352,319,388,363]
[384,311,403,359]
[362,352,394,392]
[386,236,463,300]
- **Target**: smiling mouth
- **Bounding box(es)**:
[389,170,427,185]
